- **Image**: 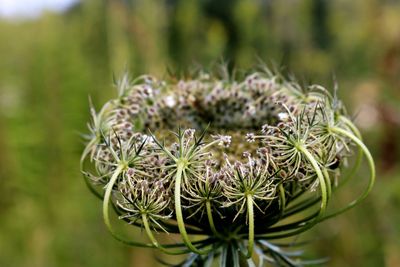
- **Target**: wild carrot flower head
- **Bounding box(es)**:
[81,69,375,266]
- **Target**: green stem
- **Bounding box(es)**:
[322,127,375,221]
[102,165,152,248]
[336,116,363,189]
[141,213,189,255]
[206,200,223,239]
[323,168,332,202]
[339,116,362,138]
[278,184,286,218]
[256,146,328,239]
[298,146,328,217]
[246,195,255,258]
[174,162,210,254]
[102,165,198,249]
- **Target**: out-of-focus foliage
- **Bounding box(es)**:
[0,0,399,266]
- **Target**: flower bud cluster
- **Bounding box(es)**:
[81,69,374,265]
[83,70,349,228]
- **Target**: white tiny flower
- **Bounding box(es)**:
[184,128,196,140]
[245,133,255,143]
[212,134,231,147]
[204,94,211,103]
[142,85,153,98]
[261,124,269,134]
[141,134,149,142]
[178,96,185,105]
[278,112,289,122]
[142,134,154,145]
[164,95,176,108]
[187,94,196,104]
[242,151,251,158]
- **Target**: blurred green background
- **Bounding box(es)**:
[0,0,400,266]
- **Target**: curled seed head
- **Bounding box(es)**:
[82,69,372,265]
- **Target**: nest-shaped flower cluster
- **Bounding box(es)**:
[81,70,375,266]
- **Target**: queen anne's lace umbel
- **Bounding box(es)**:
[81,70,375,266]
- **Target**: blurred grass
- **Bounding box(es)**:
[0,0,399,266]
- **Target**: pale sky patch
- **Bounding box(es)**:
[0,0,79,20]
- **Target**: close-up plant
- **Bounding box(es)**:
[4,2,400,267]
[81,68,375,266]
